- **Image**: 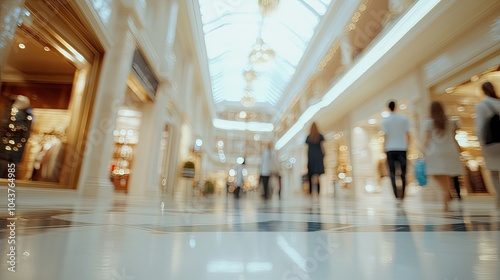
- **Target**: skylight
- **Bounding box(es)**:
[198,0,332,107]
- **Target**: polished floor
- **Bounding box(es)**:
[1,189,500,280]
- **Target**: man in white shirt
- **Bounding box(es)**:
[381,101,411,202]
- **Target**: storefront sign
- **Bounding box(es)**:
[131,49,158,100]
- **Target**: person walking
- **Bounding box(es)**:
[305,122,325,196]
[234,158,246,199]
[475,81,500,210]
[423,101,463,211]
[381,100,411,203]
[259,142,281,200]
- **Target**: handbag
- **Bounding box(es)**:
[415,159,427,186]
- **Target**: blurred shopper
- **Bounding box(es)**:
[235,158,245,199]
[381,100,411,203]
[305,122,325,195]
[423,101,463,211]
[475,81,500,209]
[259,142,282,200]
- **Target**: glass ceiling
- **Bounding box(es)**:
[198,0,333,107]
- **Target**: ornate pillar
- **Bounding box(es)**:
[128,86,168,196]
[77,14,136,197]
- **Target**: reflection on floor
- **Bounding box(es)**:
[1,191,499,280]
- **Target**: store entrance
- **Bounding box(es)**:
[0,0,101,188]
[110,88,143,192]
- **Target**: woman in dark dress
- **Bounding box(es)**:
[306,122,325,195]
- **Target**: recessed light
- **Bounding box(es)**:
[18,43,25,49]
[399,104,407,110]
[44,46,50,52]
[368,119,377,125]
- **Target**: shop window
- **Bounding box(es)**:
[0,0,101,188]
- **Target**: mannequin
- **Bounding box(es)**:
[0,95,33,178]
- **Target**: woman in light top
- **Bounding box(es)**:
[423,101,463,211]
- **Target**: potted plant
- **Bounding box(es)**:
[182,161,195,178]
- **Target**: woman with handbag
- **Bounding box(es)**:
[423,101,463,211]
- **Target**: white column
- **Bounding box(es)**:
[163,0,179,76]
[128,86,168,196]
[166,121,181,195]
[77,18,136,197]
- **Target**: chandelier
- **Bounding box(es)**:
[248,37,275,65]
[241,86,255,107]
[258,0,280,16]
[243,67,257,82]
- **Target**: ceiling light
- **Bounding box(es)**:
[195,139,203,147]
[399,104,407,110]
[243,68,257,82]
[239,111,247,119]
[44,46,50,52]
[381,111,390,118]
[258,0,280,16]
[457,106,465,112]
[18,43,25,49]
[241,95,255,108]
[237,157,244,164]
[241,87,255,107]
[368,119,377,124]
[249,38,275,65]
[254,134,260,141]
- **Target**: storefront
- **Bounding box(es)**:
[109,49,158,193]
[0,0,102,189]
[323,130,353,197]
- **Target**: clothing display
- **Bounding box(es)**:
[32,137,64,182]
[0,96,33,177]
[424,119,463,176]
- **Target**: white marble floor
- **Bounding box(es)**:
[1,190,500,280]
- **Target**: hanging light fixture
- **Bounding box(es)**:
[248,37,275,65]
[241,85,256,107]
[243,67,257,82]
[258,0,280,16]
